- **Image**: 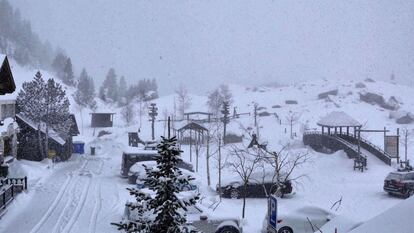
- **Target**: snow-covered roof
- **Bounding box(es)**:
[0,54,5,63]
[317,111,361,127]
[349,196,414,233]
[0,117,18,133]
[177,122,208,132]
[16,113,66,145]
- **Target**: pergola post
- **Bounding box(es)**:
[347,126,349,135]
[334,127,337,134]
[340,127,342,135]
[328,127,331,135]
[322,126,324,134]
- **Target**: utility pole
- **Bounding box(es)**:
[221,101,230,145]
[253,102,258,127]
[148,103,158,140]
[218,137,222,200]
[167,116,171,139]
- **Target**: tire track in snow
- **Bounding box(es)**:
[29,173,73,233]
[51,175,81,233]
[89,181,102,233]
[29,159,89,233]
[61,176,92,233]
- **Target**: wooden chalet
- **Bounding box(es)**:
[16,114,74,162]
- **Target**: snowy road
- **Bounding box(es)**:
[0,139,130,233]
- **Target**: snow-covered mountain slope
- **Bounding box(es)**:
[4,56,414,233]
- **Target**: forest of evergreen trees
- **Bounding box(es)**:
[0,0,57,69]
[0,0,159,109]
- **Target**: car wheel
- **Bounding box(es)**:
[216,226,240,233]
[278,226,293,233]
[230,189,240,199]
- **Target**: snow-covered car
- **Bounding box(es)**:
[128,160,194,184]
[128,161,199,191]
[185,205,243,233]
[124,204,242,233]
[263,206,340,233]
[217,171,292,198]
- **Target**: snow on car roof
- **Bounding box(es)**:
[129,161,157,174]
[123,146,158,154]
[317,111,361,127]
[0,117,18,133]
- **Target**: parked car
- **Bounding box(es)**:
[128,160,194,184]
[136,179,198,191]
[128,161,199,192]
[217,179,292,199]
[383,171,414,198]
[185,205,243,233]
[262,206,361,233]
[124,203,242,233]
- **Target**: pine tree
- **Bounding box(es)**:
[62,58,75,86]
[16,71,47,160]
[113,136,199,233]
[118,76,127,106]
[16,71,71,160]
[74,68,96,108]
[99,68,118,102]
[147,136,199,233]
[51,52,67,79]
[43,78,71,159]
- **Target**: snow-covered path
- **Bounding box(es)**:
[0,139,129,233]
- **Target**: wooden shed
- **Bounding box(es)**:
[90,113,115,128]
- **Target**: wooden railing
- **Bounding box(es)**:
[0,177,27,214]
[303,131,392,166]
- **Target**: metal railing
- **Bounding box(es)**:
[304,131,392,165]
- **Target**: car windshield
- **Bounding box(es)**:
[386,173,403,180]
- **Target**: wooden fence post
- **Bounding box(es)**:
[2,191,5,208]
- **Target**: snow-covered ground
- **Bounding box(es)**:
[1,58,414,232]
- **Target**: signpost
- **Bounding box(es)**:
[385,135,399,157]
[268,195,278,233]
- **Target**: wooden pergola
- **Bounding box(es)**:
[176,122,208,143]
[317,111,362,137]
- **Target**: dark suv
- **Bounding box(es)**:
[384,171,414,198]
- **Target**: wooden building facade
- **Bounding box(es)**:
[16,114,77,162]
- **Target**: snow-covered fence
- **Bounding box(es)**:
[0,177,27,214]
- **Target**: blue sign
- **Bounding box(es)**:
[269,195,278,230]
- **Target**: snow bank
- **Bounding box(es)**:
[349,196,414,233]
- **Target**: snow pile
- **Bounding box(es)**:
[349,196,414,233]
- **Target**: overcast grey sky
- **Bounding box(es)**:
[11,0,414,94]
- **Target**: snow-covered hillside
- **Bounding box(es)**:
[1,58,414,233]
